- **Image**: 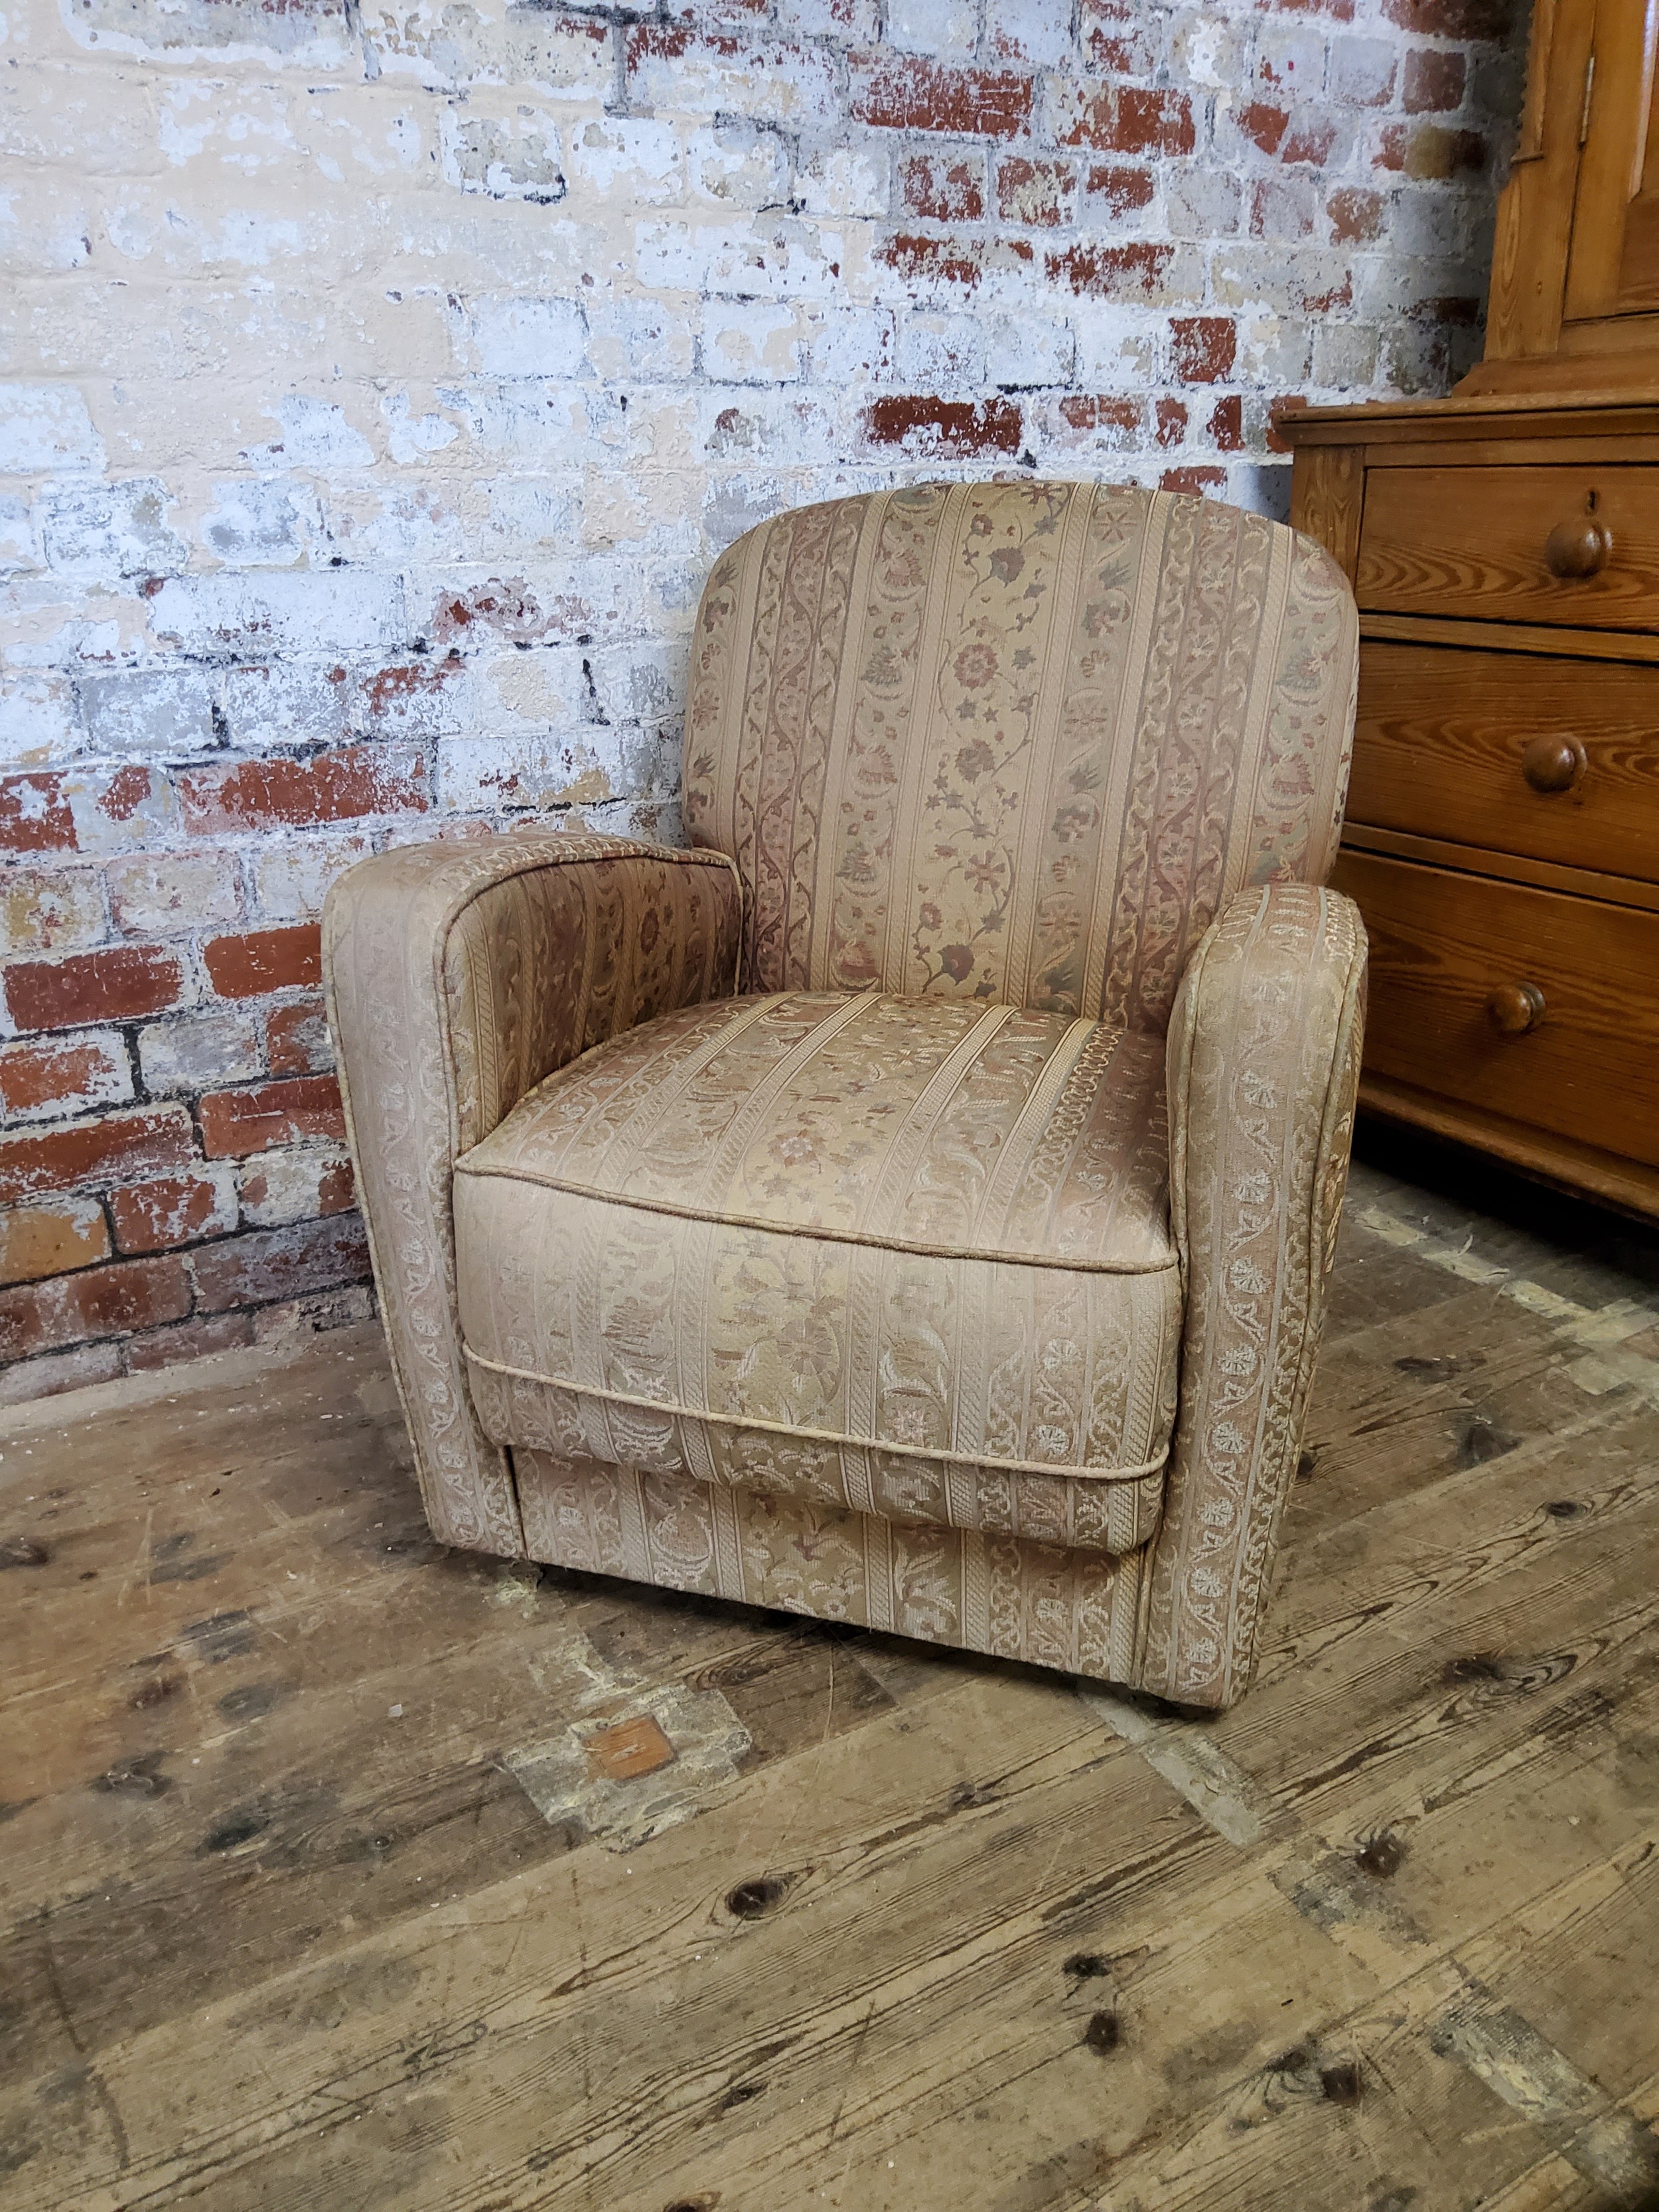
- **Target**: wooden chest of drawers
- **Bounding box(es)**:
[1283,394,1659,1222]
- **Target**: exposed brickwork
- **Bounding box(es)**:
[1,0,1526,1398]
[202,926,323,1000]
[198,1076,347,1160]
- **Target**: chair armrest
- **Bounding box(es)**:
[323,830,742,1554]
[1141,882,1367,1709]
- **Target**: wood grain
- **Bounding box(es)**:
[1331,849,1659,1171]
[3,1150,1659,2209]
[1347,639,1659,883]
[1356,465,1659,630]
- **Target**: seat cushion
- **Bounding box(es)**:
[454,991,1182,1557]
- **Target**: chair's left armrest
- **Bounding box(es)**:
[323,829,742,1555]
[1140,882,1367,1710]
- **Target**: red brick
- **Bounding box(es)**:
[1238,100,1290,156]
[126,1311,257,1372]
[897,153,985,222]
[1171,317,1237,384]
[4,945,186,1033]
[1058,394,1143,438]
[0,1106,197,1205]
[238,1151,355,1222]
[198,1075,346,1159]
[1208,395,1246,452]
[1283,114,1339,165]
[849,52,1033,138]
[0,774,76,855]
[1080,2,1163,76]
[1048,242,1173,299]
[190,1213,370,1313]
[0,1199,111,1289]
[860,396,1023,457]
[1161,467,1228,496]
[1375,122,1486,179]
[266,997,334,1076]
[203,924,322,999]
[1383,0,1506,33]
[1084,164,1155,217]
[177,746,428,836]
[108,1171,238,1256]
[0,1036,130,1120]
[1054,84,1194,158]
[1327,187,1384,244]
[0,1253,191,1361]
[877,234,1010,290]
[996,156,1076,227]
[1155,397,1189,449]
[1403,49,1466,112]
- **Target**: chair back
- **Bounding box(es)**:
[683,479,1356,1028]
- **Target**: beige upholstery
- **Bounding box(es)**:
[326,481,1365,1708]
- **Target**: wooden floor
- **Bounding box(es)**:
[6,1134,1659,2212]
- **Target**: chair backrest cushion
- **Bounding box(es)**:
[683,479,1357,1029]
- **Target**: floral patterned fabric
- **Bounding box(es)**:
[455,990,1179,1557]
[323,832,742,1552]
[684,481,1356,1027]
[512,1447,1146,1684]
[326,482,1364,1706]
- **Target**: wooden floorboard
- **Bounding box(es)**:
[4,1155,1659,2212]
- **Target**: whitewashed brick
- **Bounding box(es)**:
[689,123,793,211]
[221,661,350,749]
[252,833,374,919]
[139,1011,260,1094]
[78,667,218,755]
[440,104,565,203]
[563,118,684,208]
[36,479,182,580]
[985,313,1074,389]
[237,1147,352,1228]
[886,0,979,57]
[700,299,806,384]
[0,675,77,764]
[0,384,104,474]
[107,850,242,933]
[455,295,590,378]
[149,571,406,654]
[200,480,317,565]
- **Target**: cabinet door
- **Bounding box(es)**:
[1563,0,1659,323]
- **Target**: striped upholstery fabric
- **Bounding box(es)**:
[326,479,1366,1706]
[684,480,1356,1026]
[456,989,1180,1558]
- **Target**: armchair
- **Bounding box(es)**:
[325,481,1363,1709]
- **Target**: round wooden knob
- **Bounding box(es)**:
[1486,981,1546,1035]
[1544,519,1610,577]
[1520,735,1586,794]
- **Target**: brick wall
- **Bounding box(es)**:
[1,0,1526,1401]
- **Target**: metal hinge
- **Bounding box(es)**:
[1580,50,1597,144]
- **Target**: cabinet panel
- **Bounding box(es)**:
[1357,466,1659,630]
[1331,851,1659,1169]
[1347,640,1659,883]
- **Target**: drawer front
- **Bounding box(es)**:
[1348,641,1659,883]
[1331,851,1659,1168]
[1357,466,1659,629]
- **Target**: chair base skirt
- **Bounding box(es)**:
[511,1446,1151,1687]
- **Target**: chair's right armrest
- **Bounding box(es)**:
[323,829,742,1555]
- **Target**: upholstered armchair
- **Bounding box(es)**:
[325,482,1364,1710]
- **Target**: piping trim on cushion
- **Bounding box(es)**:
[451,1163,1180,1276]
[461,1343,1173,1484]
